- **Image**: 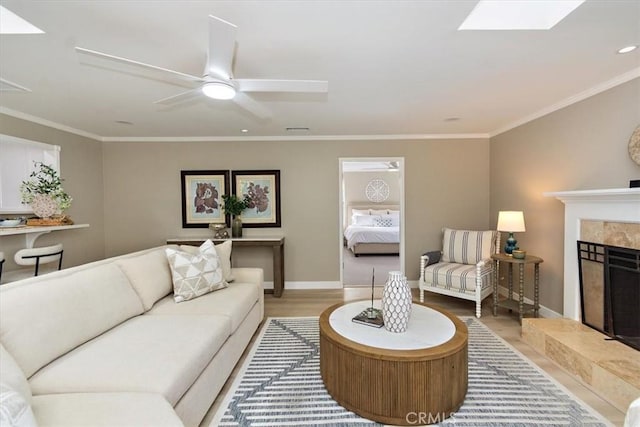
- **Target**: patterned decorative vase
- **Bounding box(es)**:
[231,217,243,238]
[30,194,58,219]
[382,271,412,333]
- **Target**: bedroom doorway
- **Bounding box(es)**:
[339,158,404,288]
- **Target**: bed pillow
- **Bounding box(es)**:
[441,228,496,265]
[351,209,370,216]
[353,215,375,226]
[370,209,388,216]
[388,209,400,216]
[373,215,398,227]
[166,239,227,303]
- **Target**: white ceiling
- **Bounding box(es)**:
[0,0,638,141]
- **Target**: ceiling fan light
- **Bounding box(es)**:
[202,82,236,100]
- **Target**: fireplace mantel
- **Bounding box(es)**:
[544,187,640,320]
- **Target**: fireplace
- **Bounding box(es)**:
[578,241,640,350]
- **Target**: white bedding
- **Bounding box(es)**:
[344,225,400,250]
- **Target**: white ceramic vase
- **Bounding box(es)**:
[382,271,412,333]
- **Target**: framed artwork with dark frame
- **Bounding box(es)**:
[232,170,281,228]
[181,170,230,228]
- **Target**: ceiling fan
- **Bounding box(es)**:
[75,15,328,118]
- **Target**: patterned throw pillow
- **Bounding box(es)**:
[441,228,496,265]
[0,383,37,427]
[166,240,227,303]
[373,216,393,227]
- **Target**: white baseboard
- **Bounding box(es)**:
[497,285,562,318]
[263,281,343,290]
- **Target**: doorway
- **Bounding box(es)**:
[339,157,405,287]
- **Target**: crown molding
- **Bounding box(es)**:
[489,67,640,137]
[0,107,102,141]
[100,133,489,142]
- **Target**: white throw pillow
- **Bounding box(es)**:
[370,209,388,216]
[353,215,375,226]
[0,383,37,427]
[179,240,234,282]
[166,240,227,303]
[351,209,370,217]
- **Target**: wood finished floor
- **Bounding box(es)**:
[200,288,627,427]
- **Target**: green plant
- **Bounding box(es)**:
[221,194,251,217]
[20,162,72,212]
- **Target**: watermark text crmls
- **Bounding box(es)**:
[405,411,455,425]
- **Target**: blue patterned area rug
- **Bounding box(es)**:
[211,317,612,426]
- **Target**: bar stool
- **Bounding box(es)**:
[14,244,64,276]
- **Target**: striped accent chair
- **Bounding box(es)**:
[419,228,500,318]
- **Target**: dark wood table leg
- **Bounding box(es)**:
[273,243,284,297]
[493,260,499,316]
[534,263,540,318]
[518,263,525,324]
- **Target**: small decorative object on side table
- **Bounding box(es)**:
[491,252,543,323]
[209,223,229,239]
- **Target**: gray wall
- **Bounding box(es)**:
[490,78,640,314]
[101,139,490,282]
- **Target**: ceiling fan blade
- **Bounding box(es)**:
[207,15,237,80]
[236,79,328,93]
[75,47,204,84]
[153,88,201,105]
[233,92,272,119]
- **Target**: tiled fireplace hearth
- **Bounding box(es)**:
[523,188,640,413]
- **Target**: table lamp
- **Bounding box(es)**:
[497,211,526,255]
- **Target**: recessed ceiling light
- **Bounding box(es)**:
[201,82,236,100]
[0,6,44,34]
[618,45,638,54]
[241,129,249,133]
[459,0,585,30]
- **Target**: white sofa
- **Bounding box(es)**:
[0,245,264,427]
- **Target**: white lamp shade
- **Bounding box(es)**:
[497,211,526,232]
[201,82,236,100]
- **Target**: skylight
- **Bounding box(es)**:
[0,6,44,34]
[459,0,585,30]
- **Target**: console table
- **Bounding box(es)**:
[166,236,285,297]
[491,253,543,323]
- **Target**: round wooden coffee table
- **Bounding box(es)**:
[319,300,468,426]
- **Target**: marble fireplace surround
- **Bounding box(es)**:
[544,188,640,320]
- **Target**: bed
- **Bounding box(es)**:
[344,204,400,256]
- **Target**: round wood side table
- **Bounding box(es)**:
[491,253,544,323]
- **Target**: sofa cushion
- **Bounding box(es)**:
[148,281,262,333]
[32,392,183,427]
[0,344,31,404]
[179,240,234,282]
[0,383,37,427]
[0,264,144,377]
[116,248,174,311]
[166,241,226,303]
[423,262,493,292]
[441,228,496,265]
[29,314,231,406]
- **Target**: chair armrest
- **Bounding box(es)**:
[421,250,442,266]
[230,268,264,286]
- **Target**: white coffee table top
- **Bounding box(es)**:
[328,300,456,350]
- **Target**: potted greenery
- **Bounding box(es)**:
[20,162,72,221]
[222,194,251,237]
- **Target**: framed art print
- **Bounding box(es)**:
[181,170,229,228]
[232,170,281,227]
